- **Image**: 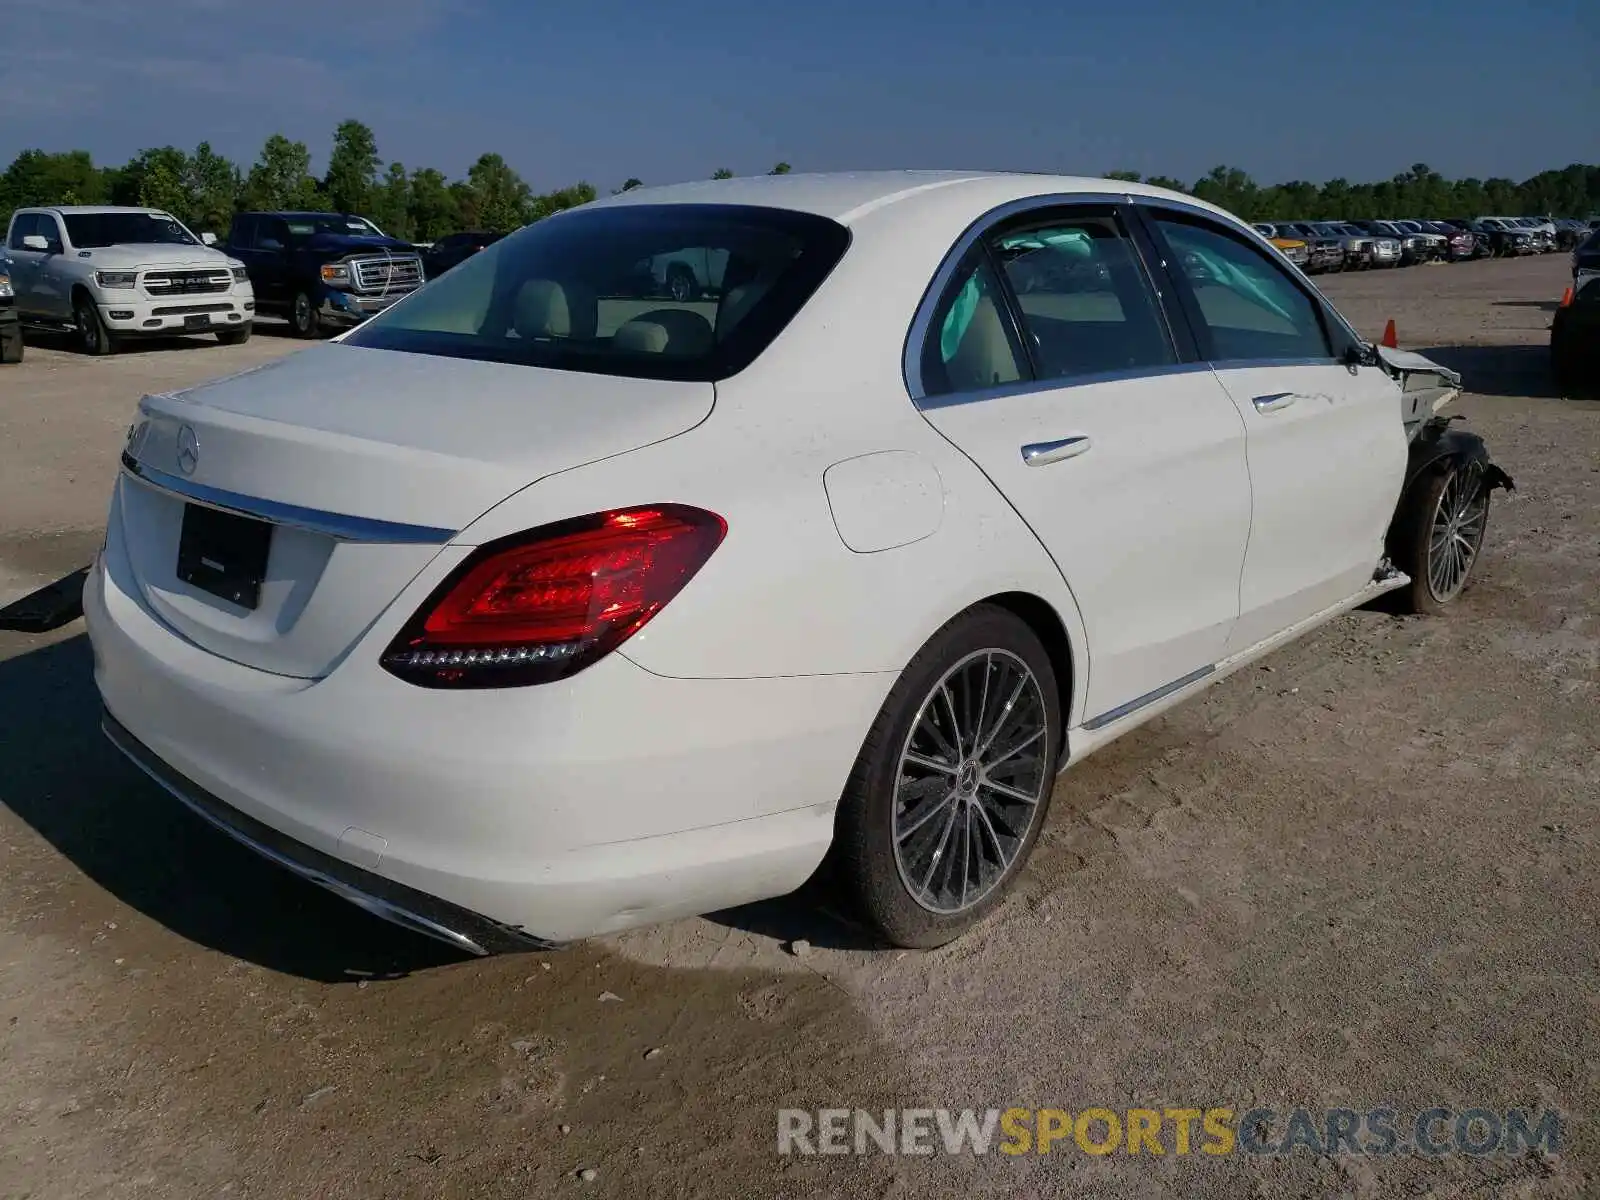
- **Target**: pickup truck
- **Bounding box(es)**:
[225,211,424,337]
[3,206,255,355]
[0,246,20,363]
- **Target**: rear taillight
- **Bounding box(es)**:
[381,504,726,688]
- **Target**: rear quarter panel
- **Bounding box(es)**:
[451,203,1093,723]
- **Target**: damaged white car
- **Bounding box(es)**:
[86,173,1512,953]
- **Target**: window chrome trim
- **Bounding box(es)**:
[916,360,1215,411]
[903,190,1134,404]
[119,451,457,545]
[902,189,1370,408]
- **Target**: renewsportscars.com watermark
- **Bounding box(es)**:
[777,1106,1564,1158]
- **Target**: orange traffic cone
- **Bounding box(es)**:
[1559,286,1574,307]
[1380,319,1398,348]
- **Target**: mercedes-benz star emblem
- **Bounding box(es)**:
[176,425,200,476]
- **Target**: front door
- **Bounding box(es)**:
[912,205,1253,723]
[1141,207,1409,654]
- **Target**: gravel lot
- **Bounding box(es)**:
[1,258,1594,1199]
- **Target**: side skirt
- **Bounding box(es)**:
[1059,571,1411,771]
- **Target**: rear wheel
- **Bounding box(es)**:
[75,295,116,356]
[831,606,1060,948]
[1390,460,1491,616]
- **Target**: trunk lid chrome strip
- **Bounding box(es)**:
[120,451,457,545]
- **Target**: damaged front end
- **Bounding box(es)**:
[1369,340,1515,613]
[1374,343,1515,495]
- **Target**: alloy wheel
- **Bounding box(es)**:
[1426,463,1488,603]
[891,649,1050,914]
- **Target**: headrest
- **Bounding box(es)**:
[513,279,597,339]
[715,283,768,339]
[611,308,714,356]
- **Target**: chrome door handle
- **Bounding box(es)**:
[1021,436,1092,466]
[1251,392,1297,413]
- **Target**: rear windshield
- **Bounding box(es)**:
[345,203,851,381]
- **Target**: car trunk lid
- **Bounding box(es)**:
[116,342,713,677]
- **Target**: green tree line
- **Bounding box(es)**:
[1107,162,1600,223]
[0,119,794,241]
[3,118,1595,241]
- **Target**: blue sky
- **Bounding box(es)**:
[3,0,1596,191]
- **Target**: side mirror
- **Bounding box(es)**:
[200,232,218,246]
[21,234,49,252]
[1343,342,1377,369]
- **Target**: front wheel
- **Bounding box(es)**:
[0,323,21,364]
[75,296,116,356]
[289,291,321,339]
[1389,460,1491,615]
[830,606,1060,948]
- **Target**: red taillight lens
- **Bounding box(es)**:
[382,504,726,688]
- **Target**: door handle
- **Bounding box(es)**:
[1251,392,1297,413]
[1021,436,1092,466]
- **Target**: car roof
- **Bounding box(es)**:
[587,169,1239,227]
[239,211,362,219]
[25,205,170,216]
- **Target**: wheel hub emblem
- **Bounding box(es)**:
[956,760,979,794]
[176,425,200,476]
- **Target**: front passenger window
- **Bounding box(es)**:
[1153,215,1332,362]
[9,214,38,251]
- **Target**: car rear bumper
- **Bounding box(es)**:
[83,532,886,946]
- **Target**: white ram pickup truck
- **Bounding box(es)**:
[4,206,255,355]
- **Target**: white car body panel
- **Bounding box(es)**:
[82,170,1426,947]
[920,371,1251,721]
[1209,361,1408,652]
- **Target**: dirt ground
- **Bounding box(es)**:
[1,259,1594,1199]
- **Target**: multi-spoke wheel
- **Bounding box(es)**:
[831,606,1060,947]
[1390,459,1492,616]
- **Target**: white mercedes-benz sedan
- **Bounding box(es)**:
[85,171,1511,953]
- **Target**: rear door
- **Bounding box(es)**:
[30,213,70,319]
[912,203,1253,723]
[6,214,45,313]
[1138,205,1407,654]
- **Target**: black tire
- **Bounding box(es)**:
[74,294,116,356]
[1387,460,1491,616]
[216,323,253,346]
[289,291,321,339]
[666,266,696,303]
[830,605,1061,948]
[0,324,21,364]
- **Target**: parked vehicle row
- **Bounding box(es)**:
[1246,214,1588,275]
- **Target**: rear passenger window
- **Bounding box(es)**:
[922,257,1026,397]
[1152,215,1332,362]
[985,216,1175,382]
